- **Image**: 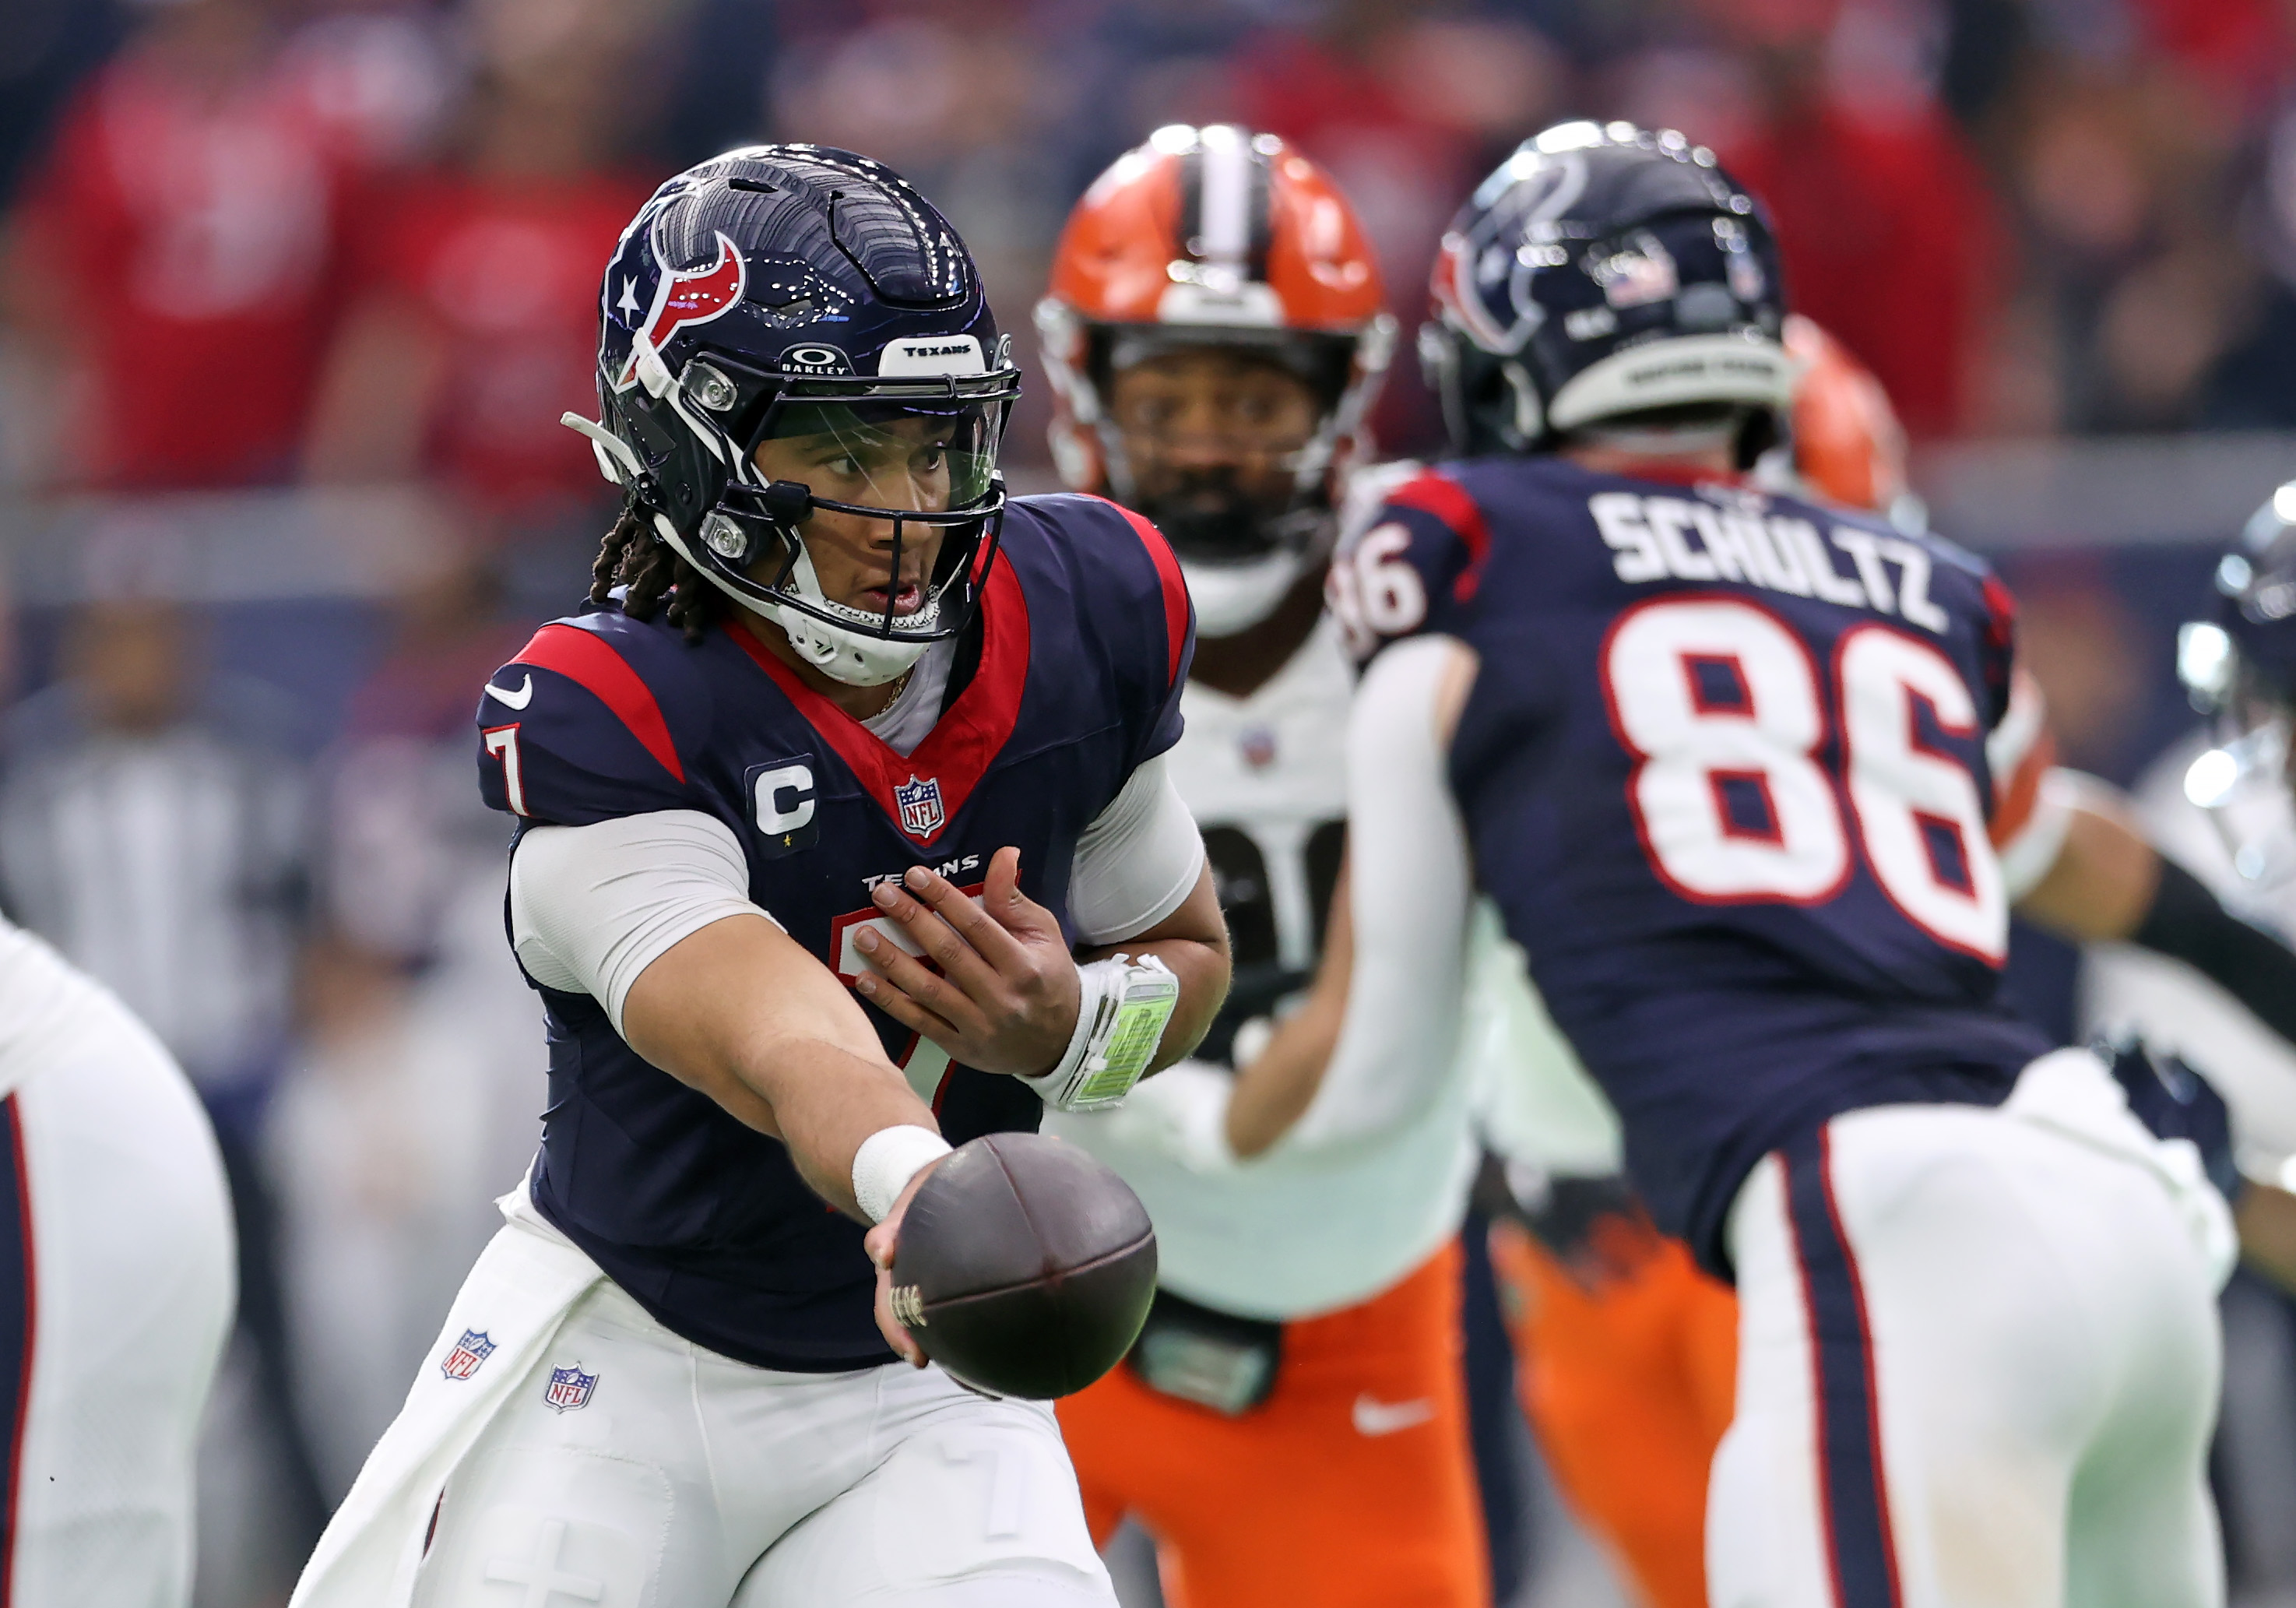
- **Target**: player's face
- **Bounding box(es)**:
[1106,350,1320,538]
[751,413,959,618]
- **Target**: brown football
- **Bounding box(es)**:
[888,1131,1157,1399]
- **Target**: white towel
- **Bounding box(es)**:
[289,1185,604,1608]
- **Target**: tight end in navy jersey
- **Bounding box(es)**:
[1333,454,2048,1272]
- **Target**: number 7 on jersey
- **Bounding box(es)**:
[483,724,529,818]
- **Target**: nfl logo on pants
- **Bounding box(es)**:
[896,775,944,838]
[544,1365,597,1413]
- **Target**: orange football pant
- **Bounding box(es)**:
[1057,1242,1488,1608]
[1486,1219,1739,1608]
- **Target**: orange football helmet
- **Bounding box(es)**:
[1037,125,1394,633]
[1782,313,1917,523]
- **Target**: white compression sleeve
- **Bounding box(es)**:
[509,810,779,1037]
[1284,636,1475,1156]
[1068,752,1207,945]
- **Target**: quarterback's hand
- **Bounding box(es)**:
[852,846,1081,1076]
[864,1160,943,1367]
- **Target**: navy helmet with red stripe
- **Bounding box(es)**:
[563,144,1021,687]
[1422,121,1791,466]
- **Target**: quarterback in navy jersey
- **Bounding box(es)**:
[292,147,1226,1608]
[1313,125,2233,1608]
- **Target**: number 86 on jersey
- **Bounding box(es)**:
[1600,596,2006,964]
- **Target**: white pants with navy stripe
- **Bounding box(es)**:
[1709,1054,2226,1608]
[0,989,236,1607]
[406,1263,1116,1607]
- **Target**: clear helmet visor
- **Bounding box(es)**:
[708,382,1013,649]
[755,393,1006,516]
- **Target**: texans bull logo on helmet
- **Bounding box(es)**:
[1421,123,1791,458]
[605,216,748,393]
[1432,148,1592,357]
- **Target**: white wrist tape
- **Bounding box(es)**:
[1025,955,1181,1113]
[852,1125,952,1224]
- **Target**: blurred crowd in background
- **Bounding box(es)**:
[5,0,2296,1603]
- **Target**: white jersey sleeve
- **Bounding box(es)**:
[1281,635,1474,1158]
[1067,754,1205,946]
[1042,616,1479,1321]
[509,811,778,1036]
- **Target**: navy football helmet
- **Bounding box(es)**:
[564,145,1021,686]
[2179,483,2296,888]
[1421,121,1791,463]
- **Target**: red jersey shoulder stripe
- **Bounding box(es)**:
[1090,496,1190,684]
[1385,469,1491,600]
[1981,572,2019,656]
[513,623,687,784]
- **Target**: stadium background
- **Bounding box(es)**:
[2,0,2294,1601]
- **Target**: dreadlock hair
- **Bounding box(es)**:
[588,504,729,644]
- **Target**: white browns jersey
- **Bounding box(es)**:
[2083,730,2296,1184]
[1162,614,1353,981]
[1046,614,1479,1321]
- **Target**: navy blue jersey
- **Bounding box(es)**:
[1336,456,2051,1275]
[476,494,1192,1370]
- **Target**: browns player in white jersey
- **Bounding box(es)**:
[1033,126,1493,1607]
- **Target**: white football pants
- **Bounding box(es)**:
[2,998,236,1606]
[410,1272,1117,1607]
[1709,1059,2225,1608]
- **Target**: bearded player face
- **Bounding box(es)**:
[1105,348,1322,564]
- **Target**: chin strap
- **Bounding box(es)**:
[760,537,938,687]
[762,596,933,686]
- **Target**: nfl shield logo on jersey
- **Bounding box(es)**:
[895,774,945,839]
[440,1329,497,1381]
[543,1364,598,1413]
